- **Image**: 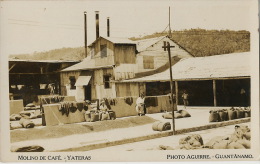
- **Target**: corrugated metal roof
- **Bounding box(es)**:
[121,52,250,82]
[61,56,113,72]
[88,36,135,47]
[102,36,135,44]
[134,36,166,52]
[9,58,80,63]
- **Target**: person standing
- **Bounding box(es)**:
[240,88,247,106]
[182,90,189,109]
[136,93,145,116]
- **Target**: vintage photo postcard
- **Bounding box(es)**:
[0,0,259,162]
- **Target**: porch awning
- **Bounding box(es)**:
[75,76,91,86]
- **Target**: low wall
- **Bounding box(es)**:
[9,100,24,115]
[43,95,173,126]
[108,95,172,117]
[109,97,137,118]
[43,104,85,126]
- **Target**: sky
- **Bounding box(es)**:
[0,0,254,56]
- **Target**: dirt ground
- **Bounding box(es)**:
[11,116,158,143]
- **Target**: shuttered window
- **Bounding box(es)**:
[100,44,107,58]
[143,56,154,69]
[103,75,111,89]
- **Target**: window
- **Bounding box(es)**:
[103,75,111,89]
[100,44,107,58]
[69,76,76,89]
[143,56,154,69]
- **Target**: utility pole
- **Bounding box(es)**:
[84,11,87,57]
[162,41,176,135]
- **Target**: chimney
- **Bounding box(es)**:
[95,11,99,39]
[107,17,110,37]
[84,11,87,57]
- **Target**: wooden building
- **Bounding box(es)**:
[61,36,193,101]
[121,52,251,107]
[9,59,79,105]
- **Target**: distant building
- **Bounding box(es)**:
[9,59,79,105]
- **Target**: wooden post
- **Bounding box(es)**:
[213,80,217,106]
[175,81,178,106]
[162,41,175,135]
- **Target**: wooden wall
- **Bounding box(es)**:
[92,68,116,99]
[91,38,115,67]
[60,71,80,96]
[136,37,192,73]
[114,45,136,65]
[115,82,144,97]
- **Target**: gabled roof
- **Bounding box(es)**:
[88,36,135,47]
[61,56,113,72]
[134,36,166,52]
[121,52,250,82]
[133,36,194,56]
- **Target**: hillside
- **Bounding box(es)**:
[130,29,250,57]
[9,47,87,61]
[9,29,250,60]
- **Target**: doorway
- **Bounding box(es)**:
[84,84,91,101]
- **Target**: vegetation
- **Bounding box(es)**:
[130,29,250,57]
[174,29,250,57]
[9,29,250,59]
[9,47,87,61]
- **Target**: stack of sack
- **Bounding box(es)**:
[19,110,42,119]
[162,110,191,119]
[9,114,22,121]
[152,121,171,131]
[209,107,251,123]
[84,110,116,122]
[19,117,35,128]
[203,125,251,149]
[24,103,40,111]
[157,125,251,150]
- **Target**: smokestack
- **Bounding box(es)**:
[84,11,87,57]
[107,17,110,37]
[95,11,99,39]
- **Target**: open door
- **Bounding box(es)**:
[84,84,91,101]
